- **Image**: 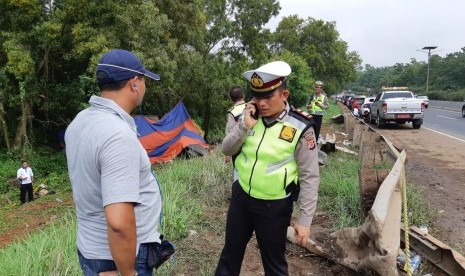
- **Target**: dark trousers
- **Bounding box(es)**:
[312,115,323,140]
[215,181,293,276]
[20,183,33,204]
[78,243,153,276]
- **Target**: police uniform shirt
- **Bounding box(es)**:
[222,102,320,226]
[225,101,246,134]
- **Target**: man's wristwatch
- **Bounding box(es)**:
[238,122,250,132]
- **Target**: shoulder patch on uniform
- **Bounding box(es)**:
[279,125,296,142]
[304,132,316,150]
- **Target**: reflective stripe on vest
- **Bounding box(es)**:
[229,103,246,121]
[234,115,307,200]
[308,94,326,115]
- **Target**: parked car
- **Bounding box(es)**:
[416,95,429,108]
[369,89,424,129]
[358,96,375,117]
[348,96,365,109]
[342,94,354,106]
[351,96,366,113]
[362,102,373,123]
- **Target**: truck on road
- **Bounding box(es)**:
[369,88,425,129]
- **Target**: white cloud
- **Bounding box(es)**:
[268,0,465,67]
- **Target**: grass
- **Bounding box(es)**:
[372,160,394,170]
[0,150,232,275]
[153,151,231,240]
[0,210,80,276]
[406,182,436,228]
[323,101,343,124]
[318,151,364,228]
[425,89,465,102]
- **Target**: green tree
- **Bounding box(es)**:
[0,0,367,150]
[0,0,45,151]
[271,50,313,107]
[272,15,361,94]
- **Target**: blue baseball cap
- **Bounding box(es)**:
[96,49,160,84]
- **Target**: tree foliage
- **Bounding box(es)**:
[0,0,360,149]
[271,15,361,94]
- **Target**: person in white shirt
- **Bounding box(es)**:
[17,160,34,204]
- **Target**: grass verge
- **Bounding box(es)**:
[0,210,79,276]
[318,150,364,228]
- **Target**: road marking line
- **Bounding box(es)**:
[423,127,465,143]
[436,115,457,120]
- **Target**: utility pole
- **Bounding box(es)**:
[421,46,438,92]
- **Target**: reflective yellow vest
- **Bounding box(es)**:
[308,94,327,115]
[228,103,246,122]
[234,110,311,200]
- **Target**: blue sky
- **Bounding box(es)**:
[268,0,465,67]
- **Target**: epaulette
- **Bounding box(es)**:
[290,107,313,121]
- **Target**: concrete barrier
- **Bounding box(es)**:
[429,100,465,111]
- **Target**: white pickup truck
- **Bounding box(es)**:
[369,90,425,129]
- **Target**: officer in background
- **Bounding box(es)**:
[306,80,329,140]
[224,86,246,165]
[225,85,246,134]
[216,61,320,276]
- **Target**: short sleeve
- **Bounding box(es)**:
[99,131,141,206]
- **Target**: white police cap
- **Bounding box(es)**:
[243,61,292,97]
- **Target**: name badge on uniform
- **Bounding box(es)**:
[279,126,296,142]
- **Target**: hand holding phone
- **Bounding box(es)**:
[250,103,259,120]
[244,102,259,129]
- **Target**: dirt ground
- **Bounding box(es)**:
[239,214,356,276]
[376,123,465,254]
[0,199,73,249]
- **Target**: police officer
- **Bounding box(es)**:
[225,85,246,134]
[225,86,246,165]
[216,61,320,276]
[306,80,329,140]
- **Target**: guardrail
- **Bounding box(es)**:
[331,104,465,275]
[333,105,402,275]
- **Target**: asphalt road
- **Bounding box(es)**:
[423,107,465,141]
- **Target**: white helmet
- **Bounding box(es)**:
[315,80,324,87]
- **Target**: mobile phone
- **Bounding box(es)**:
[251,103,259,120]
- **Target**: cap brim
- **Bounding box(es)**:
[143,70,160,81]
[251,90,276,98]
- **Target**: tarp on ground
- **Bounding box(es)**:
[134,101,209,164]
